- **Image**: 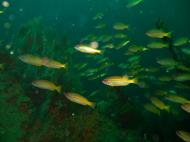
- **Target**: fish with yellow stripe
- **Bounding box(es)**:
[150,97,170,112]
[146,29,171,39]
[176,130,190,142]
[74,41,101,54]
[19,54,66,69]
[102,75,145,87]
[32,80,61,93]
[65,92,95,108]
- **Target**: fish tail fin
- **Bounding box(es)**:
[56,86,62,93]
[89,102,96,109]
[62,64,67,68]
[98,50,103,54]
[130,77,137,83]
[166,32,172,38]
[135,79,146,88]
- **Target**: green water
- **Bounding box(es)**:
[0,0,190,142]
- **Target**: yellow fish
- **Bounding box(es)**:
[127,45,147,54]
[116,40,130,49]
[0,64,4,70]
[146,29,171,39]
[174,74,190,82]
[65,92,95,108]
[19,54,44,66]
[102,76,138,87]
[176,130,190,142]
[113,23,129,30]
[75,42,101,54]
[95,23,107,29]
[19,54,66,69]
[114,33,127,39]
[181,103,190,113]
[165,95,190,104]
[150,97,170,112]
[42,57,66,69]
[174,37,189,47]
[32,80,61,93]
[157,58,178,67]
[93,12,104,20]
[158,76,172,82]
[144,103,161,116]
[147,42,169,49]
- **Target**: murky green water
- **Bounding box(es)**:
[0,0,190,142]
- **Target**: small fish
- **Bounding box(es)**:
[127,45,147,54]
[127,55,141,63]
[127,0,144,8]
[114,33,127,39]
[42,57,66,69]
[102,76,138,87]
[103,43,114,49]
[0,64,4,70]
[19,54,44,66]
[182,48,190,55]
[146,29,171,39]
[116,40,130,49]
[150,97,170,112]
[75,45,101,54]
[0,10,4,14]
[181,104,190,113]
[176,130,190,142]
[144,103,161,116]
[75,42,101,54]
[32,80,61,93]
[98,35,112,43]
[75,63,88,70]
[65,92,95,108]
[113,23,129,30]
[165,95,190,104]
[174,37,189,47]
[147,42,169,49]
[174,73,190,82]
[93,12,104,20]
[157,58,178,67]
[95,23,107,29]
[177,64,190,72]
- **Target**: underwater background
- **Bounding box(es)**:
[1,0,190,142]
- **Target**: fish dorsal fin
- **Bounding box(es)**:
[90,41,99,49]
